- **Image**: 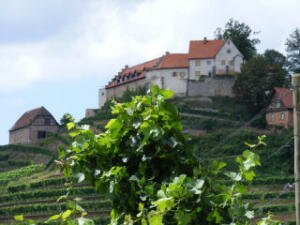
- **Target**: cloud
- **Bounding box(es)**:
[0,0,300,93]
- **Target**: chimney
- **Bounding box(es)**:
[124,65,129,69]
[165,51,170,55]
[204,37,208,44]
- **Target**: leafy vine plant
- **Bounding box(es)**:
[16,86,282,225]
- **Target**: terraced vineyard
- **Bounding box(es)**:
[0,96,296,224]
[0,166,110,224]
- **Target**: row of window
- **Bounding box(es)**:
[172,71,186,78]
[194,65,233,76]
[194,59,234,66]
[270,112,285,121]
[116,73,138,84]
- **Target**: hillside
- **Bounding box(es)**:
[0,95,295,224]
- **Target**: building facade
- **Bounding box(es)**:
[266,87,293,128]
[99,39,244,108]
[9,107,59,145]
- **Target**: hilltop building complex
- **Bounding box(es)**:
[99,38,244,108]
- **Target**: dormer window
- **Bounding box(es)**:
[275,98,281,108]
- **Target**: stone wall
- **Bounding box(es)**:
[85,109,97,118]
[9,128,31,144]
[187,76,235,97]
[105,78,146,100]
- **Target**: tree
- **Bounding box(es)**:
[233,50,288,114]
[60,113,74,128]
[286,28,300,72]
[264,49,287,68]
[215,19,260,60]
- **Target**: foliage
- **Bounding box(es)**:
[233,51,288,114]
[182,116,239,131]
[55,86,280,225]
[8,160,32,167]
[286,28,300,73]
[0,164,44,181]
[60,114,74,128]
[0,144,55,157]
[215,18,260,60]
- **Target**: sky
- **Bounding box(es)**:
[0,0,300,144]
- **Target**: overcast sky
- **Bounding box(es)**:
[0,0,299,144]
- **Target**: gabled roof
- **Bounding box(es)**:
[10,106,57,131]
[188,39,225,59]
[158,53,188,69]
[272,87,293,109]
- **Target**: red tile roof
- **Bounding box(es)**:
[120,57,163,76]
[10,106,57,131]
[106,53,188,89]
[105,73,145,89]
[274,87,293,108]
[188,40,225,59]
[158,53,188,69]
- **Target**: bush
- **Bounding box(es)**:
[8,160,32,167]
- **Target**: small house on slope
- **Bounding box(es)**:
[9,106,59,145]
[266,87,293,128]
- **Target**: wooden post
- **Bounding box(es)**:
[293,73,300,225]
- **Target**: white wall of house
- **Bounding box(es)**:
[215,39,243,75]
[146,68,188,96]
[189,59,216,80]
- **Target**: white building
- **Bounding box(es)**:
[99,39,243,108]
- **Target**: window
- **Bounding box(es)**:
[221,60,226,65]
[37,131,46,139]
[227,49,231,54]
[195,60,201,66]
[207,60,211,65]
[275,98,281,108]
[44,118,51,126]
[225,65,229,74]
[179,72,186,78]
[280,112,285,120]
[271,113,275,122]
[195,71,201,76]
[229,60,234,66]
[172,72,177,77]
